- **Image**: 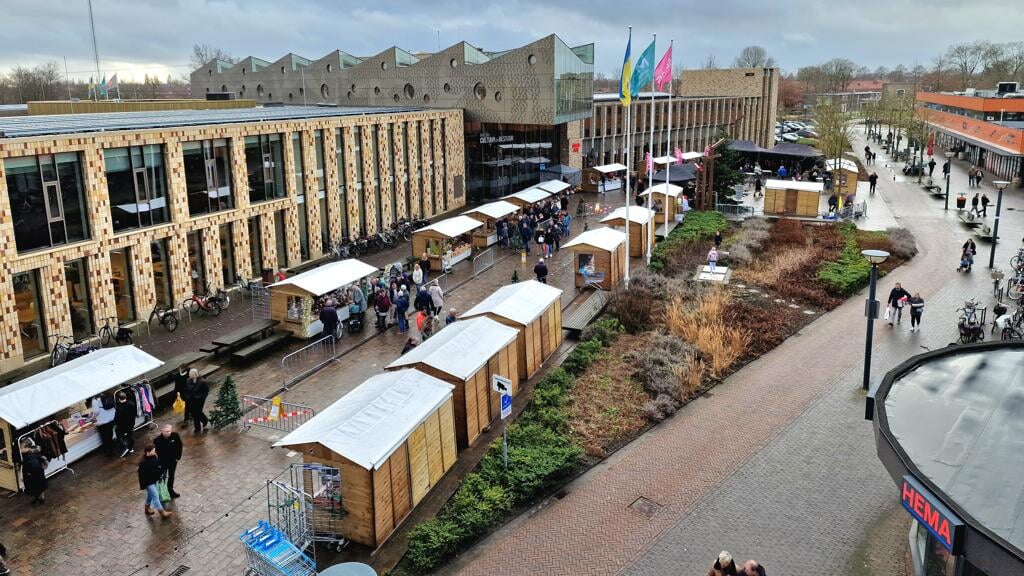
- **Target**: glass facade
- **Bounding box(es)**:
[219,223,235,286]
[4,153,89,253]
[554,41,594,124]
[370,125,381,231]
[274,210,288,268]
[248,216,263,278]
[186,230,206,295]
[464,122,559,200]
[151,238,173,308]
[387,123,397,219]
[109,248,135,322]
[13,270,46,358]
[296,195,310,260]
[291,133,305,197]
[182,138,233,217]
[245,133,285,203]
[64,257,93,340]
[353,125,365,234]
[104,145,169,232]
[335,127,349,237]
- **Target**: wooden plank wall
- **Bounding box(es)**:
[408,424,430,503]
[438,399,457,468]
[300,445,375,547]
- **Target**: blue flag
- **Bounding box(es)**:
[630,41,656,96]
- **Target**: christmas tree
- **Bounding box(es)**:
[511,270,519,283]
[209,375,244,429]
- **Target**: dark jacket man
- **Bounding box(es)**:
[114,393,138,457]
[534,259,549,284]
[319,301,339,338]
[153,427,183,497]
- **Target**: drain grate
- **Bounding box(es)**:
[628,496,662,518]
[165,566,191,576]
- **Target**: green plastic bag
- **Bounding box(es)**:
[158,478,171,503]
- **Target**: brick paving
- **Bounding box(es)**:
[447,129,1024,576]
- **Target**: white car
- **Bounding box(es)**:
[781,133,800,142]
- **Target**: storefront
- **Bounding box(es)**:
[563,227,627,290]
[582,163,627,193]
[0,346,162,493]
[869,342,1024,576]
[462,200,521,248]
[411,215,482,270]
[268,259,377,338]
[464,122,562,201]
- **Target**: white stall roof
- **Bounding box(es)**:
[601,206,655,225]
[681,151,704,161]
[764,179,824,192]
[415,215,484,238]
[502,187,551,205]
[536,180,571,194]
[825,158,859,172]
[386,317,518,380]
[563,227,628,252]
[593,163,628,174]
[463,200,520,220]
[0,347,162,428]
[461,280,563,325]
[639,183,685,197]
[272,258,377,296]
[274,370,453,470]
[652,155,678,165]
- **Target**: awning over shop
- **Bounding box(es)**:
[535,179,571,194]
[0,347,162,428]
[652,163,697,183]
[502,187,552,205]
[766,143,824,158]
[639,183,685,197]
[563,227,628,252]
[593,163,628,174]
[271,258,377,297]
[729,140,770,154]
[415,215,485,239]
[274,370,454,470]
[601,206,656,225]
[463,200,520,220]
[652,155,677,165]
[680,151,704,161]
[386,317,519,380]
[461,280,563,325]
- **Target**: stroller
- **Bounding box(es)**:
[957,250,974,272]
[347,303,365,334]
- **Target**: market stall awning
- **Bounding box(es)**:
[593,163,628,174]
[502,187,552,205]
[601,206,656,225]
[386,316,518,381]
[766,143,824,158]
[639,183,685,197]
[563,227,628,252]
[535,179,571,194]
[652,155,677,165]
[272,258,377,297]
[274,370,454,470]
[824,157,859,172]
[0,347,162,429]
[415,215,485,239]
[463,200,520,220]
[461,280,563,325]
[729,140,770,154]
[652,163,697,183]
[764,179,824,193]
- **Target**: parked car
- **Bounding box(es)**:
[782,133,800,142]
[797,129,819,139]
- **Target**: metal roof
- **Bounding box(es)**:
[0,105,426,139]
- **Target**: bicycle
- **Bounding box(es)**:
[149,305,179,332]
[49,334,97,367]
[233,276,262,298]
[98,317,133,346]
[1007,271,1024,302]
[956,299,986,343]
[208,285,231,309]
[998,307,1024,341]
[1011,247,1024,272]
[182,292,222,316]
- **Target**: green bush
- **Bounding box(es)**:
[405,519,463,573]
[650,211,727,272]
[817,222,872,294]
[562,338,603,375]
[581,317,625,346]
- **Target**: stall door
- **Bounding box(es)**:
[784,190,799,214]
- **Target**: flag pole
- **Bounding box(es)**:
[664,40,673,241]
[645,33,656,265]
[623,26,632,288]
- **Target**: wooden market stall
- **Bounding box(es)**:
[582,163,628,193]
[535,179,572,196]
[639,182,685,225]
[462,200,520,248]
[461,280,563,381]
[0,346,162,493]
[411,215,482,269]
[269,258,378,338]
[763,179,825,217]
[600,206,656,258]
[274,369,457,549]
[563,227,628,291]
[825,157,859,198]
[501,186,552,210]
[386,317,519,448]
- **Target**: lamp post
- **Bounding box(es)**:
[944,150,954,210]
[988,180,1010,269]
[862,249,889,391]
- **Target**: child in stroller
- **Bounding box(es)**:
[957,248,974,272]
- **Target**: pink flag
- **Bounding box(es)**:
[674,146,683,163]
[645,152,653,171]
[653,44,673,91]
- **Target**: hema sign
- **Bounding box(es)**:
[901,475,965,553]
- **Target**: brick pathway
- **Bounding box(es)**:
[447,129,1024,576]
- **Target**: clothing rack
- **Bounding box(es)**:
[17,420,72,481]
[119,379,156,430]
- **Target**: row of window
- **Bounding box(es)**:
[4,122,448,254]
[584,98,753,139]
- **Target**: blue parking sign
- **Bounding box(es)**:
[501,393,512,420]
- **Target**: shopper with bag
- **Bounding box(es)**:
[886,283,912,327]
[173,365,191,427]
[153,424,183,499]
[908,293,925,332]
[138,444,173,518]
[114,391,138,457]
[184,369,209,434]
[91,392,117,455]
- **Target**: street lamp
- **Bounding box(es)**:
[988,180,1011,268]
[862,249,890,391]
[944,150,954,210]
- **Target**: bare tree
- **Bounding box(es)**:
[820,58,856,92]
[873,66,889,79]
[733,45,776,68]
[701,53,718,70]
[945,41,999,89]
[191,43,237,69]
[910,64,927,81]
[7,61,62,102]
[889,64,907,81]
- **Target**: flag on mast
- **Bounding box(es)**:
[99,75,108,98]
[653,44,673,91]
[619,30,633,107]
[630,41,656,96]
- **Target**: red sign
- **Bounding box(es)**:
[571,142,581,153]
[900,476,964,553]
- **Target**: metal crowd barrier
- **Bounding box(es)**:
[241,395,316,433]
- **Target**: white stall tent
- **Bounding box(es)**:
[275,370,454,470]
[639,183,685,198]
[502,187,552,205]
[600,206,656,225]
[535,179,571,194]
[462,280,562,325]
[651,155,678,165]
[0,346,162,429]
[763,179,825,193]
[386,316,518,380]
[593,163,628,173]
[825,158,859,173]
[414,215,484,239]
[273,258,378,297]
[680,151,704,161]
[463,200,520,220]
[563,227,628,252]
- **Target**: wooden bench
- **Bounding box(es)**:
[212,319,280,348]
[231,331,291,362]
[199,343,224,354]
[959,213,982,228]
[144,351,206,386]
[562,290,611,333]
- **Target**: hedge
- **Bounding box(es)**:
[816,222,873,294]
[650,211,727,272]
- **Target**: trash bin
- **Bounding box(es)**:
[956,194,967,210]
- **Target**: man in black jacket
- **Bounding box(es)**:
[172,364,190,427]
[114,391,138,458]
[887,282,912,327]
[153,424,183,498]
[183,369,210,433]
[534,258,549,284]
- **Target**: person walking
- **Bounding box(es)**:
[172,365,191,427]
[942,159,950,180]
[534,258,549,284]
[418,252,431,283]
[928,157,936,177]
[115,391,138,457]
[981,193,990,217]
[740,560,766,576]
[374,289,392,330]
[827,193,838,215]
[970,192,980,216]
[412,263,424,287]
[184,368,209,434]
[414,285,432,313]
[908,292,925,332]
[19,440,48,506]
[319,298,339,339]
[536,228,547,258]
[868,172,878,195]
[138,444,173,519]
[777,165,788,179]
[91,392,117,455]
[395,287,410,333]
[708,551,739,576]
[445,308,457,325]
[430,311,444,337]
[153,424,182,499]
[707,246,719,273]
[887,282,912,326]
[428,282,445,315]
[753,175,763,198]
[415,308,429,338]
[714,229,723,248]
[975,167,984,187]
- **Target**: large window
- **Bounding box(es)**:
[335,128,349,236]
[291,133,305,197]
[13,270,46,358]
[371,125,382,231]
[296,196,310,261]
[109,248,136,322]
[5,153,89,253]
[245,134,285,203]
[186,231,206,295]
[387,124,397,219]
[292,133,310,261]
[352,125,365,234]
[151,239,173,308]
[274,211,288,268]
[219,223,235,286]
[104,145,169,232]
[314,130,326,193]
[64,257,93,340]
[182,138,233,217]
[248,216,263,279]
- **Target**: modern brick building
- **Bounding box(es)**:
[0,105,463,371]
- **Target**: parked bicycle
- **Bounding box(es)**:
[957,299,987,343]
[97,316,133,346]
[209,286,231,309]
[996,305,1024,341]
[182,292,223,316]
[149,305,179,332]
[49,334,97,367]
[233,276,263,298]
[1007,269,1024,302]
[1009,245,1024,272]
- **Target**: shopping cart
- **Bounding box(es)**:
[265,464,349,555]
[241,521,316,576]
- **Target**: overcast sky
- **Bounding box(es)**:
[4,0,1023,82]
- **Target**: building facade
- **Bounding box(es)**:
[0,106,464,372]
[190,35,594,201]
[582,67,779,167]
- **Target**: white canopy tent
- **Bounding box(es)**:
[764,179,825,192]
[593,163,628,174]
[639,183,685,197]
[825,158,859,173]
[535,180,571,194]
[272,258,377,297]
[651,155,678,165]
[274,370,454,470]
[461,280,563,325]
[563,227,627,252]
[386,316,518,381]
[463,200,520,220]
[680,151,704,161]
[0,347,162,429]
[601,206,656,225]
[414,215,485,239]
[502,187,552,205]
